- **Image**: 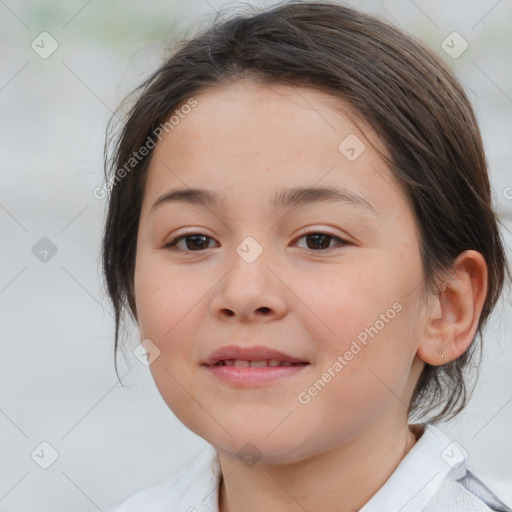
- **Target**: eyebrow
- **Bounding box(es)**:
[150,186,377,215]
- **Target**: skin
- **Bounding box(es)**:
[133,80,488,512]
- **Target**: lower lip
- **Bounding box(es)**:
[203,364,310,386]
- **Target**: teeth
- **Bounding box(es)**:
[217,359,300,367]
[250,360,268,367]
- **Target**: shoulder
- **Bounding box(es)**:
[424,424,512,512]
[360,422,511,512]
[105,443,221,512]
[426,471,512,512]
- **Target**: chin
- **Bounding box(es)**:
[201,427,313,466]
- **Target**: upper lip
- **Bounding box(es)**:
[203,345,309,366]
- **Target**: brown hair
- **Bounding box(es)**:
[102,0,511,423]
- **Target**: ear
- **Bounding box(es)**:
[416,250,488,366]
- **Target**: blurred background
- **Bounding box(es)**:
[1,0,511,510]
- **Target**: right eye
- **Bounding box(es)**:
[164,233,219,252]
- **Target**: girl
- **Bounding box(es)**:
[102,1,511,510]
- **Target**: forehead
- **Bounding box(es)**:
[155,80,383,157]
[144,80,402,213]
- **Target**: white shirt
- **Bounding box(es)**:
[108,423,512,511]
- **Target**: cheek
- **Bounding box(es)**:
[307,261,400,346]
[297,316,417,439]
[134,253,198,341]
[134,258,206,428]
[305,257,421,398]
[134,254,208,388]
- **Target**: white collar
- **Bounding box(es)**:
[360,423,465,511]
[113,423,510,511]
[160,423,457,511]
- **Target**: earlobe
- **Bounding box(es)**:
[416,250,488,366]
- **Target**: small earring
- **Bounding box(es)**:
[437,347,445,360]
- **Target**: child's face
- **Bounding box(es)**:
[134,81,428,463]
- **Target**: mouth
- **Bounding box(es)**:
[212,360,308,368]
[204,361,310,387]
[203,344,309,367]
[202,345,311,387]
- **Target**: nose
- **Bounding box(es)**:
[209,239,288,323]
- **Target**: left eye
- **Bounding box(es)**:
[294,231,347,251]
[163,231,347,252]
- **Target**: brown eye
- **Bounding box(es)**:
[295,231,347,251]
[164,230,348,253]
[164,233,217,251]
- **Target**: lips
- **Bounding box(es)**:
[215,359,303,367]
[203,344,309,367]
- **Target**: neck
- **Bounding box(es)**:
[217,420,422,512]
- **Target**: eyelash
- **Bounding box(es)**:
[163,230,349,253]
